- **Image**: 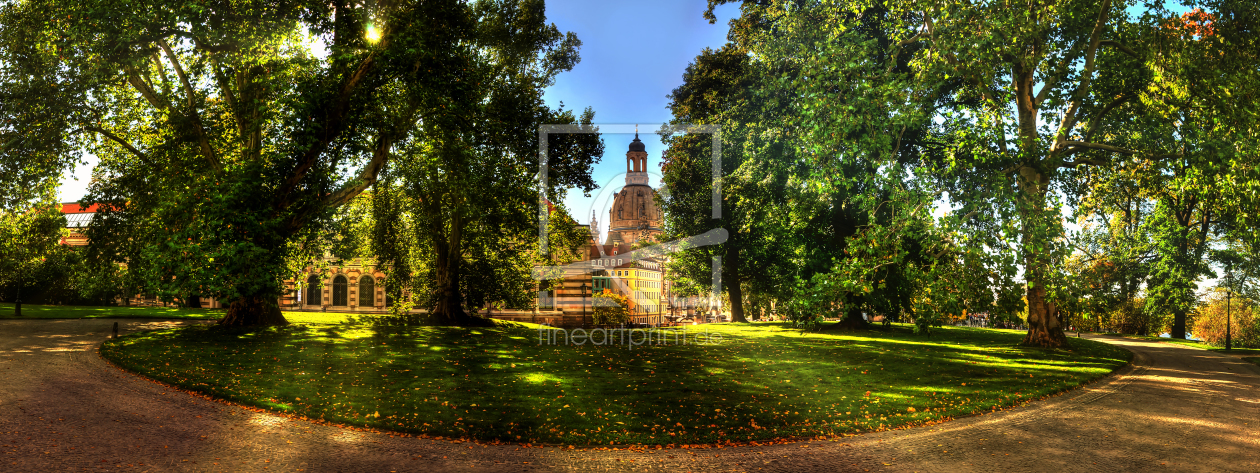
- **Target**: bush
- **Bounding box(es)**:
[1192,290,1259,348]
[1101,298,1162,335]
[591,289,629,326]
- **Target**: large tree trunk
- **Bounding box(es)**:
[432,217,491,326]
[829,306,868,330]
[1022,284,1066,347]
[1167,210,1196,339]
[218,295,287,327]
[1170,308,1187,339]
[726,245,748,323]
[1017,165,1068,348]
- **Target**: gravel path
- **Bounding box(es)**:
[2,319,1257,472]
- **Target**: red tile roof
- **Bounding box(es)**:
[60,202,99,214]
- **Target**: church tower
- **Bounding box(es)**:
[625,130,649,186]
[605,130,663,246]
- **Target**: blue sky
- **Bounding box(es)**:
[540,0,740,238]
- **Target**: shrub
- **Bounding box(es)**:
[1101,298,1162,335]
[1192,290,1259,348]
[591,289,629,326]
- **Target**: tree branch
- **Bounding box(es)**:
[1099,40,1138,58]
[210,57,240,133]
[151,52,172,96]
[1034,38,1087,108]
[157,39,222,173]
[1063,140,1136,155]
[1053,0,1112,152]
[923,211,982,259]
[85,126,152,166]
[886,17,931,73]
[1059,157,1108,168]
[125,67,169,110]
[1001,161,1023,175]
[1081,93,1130,144]
[279,49,385,205]
[323,135,392,209]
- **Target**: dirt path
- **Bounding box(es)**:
[2,320,1257,472]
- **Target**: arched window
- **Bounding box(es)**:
[359,275,375,307]
[306,275,321,306]
[332,275,348,306]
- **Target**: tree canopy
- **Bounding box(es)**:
[0,0,593,326]
[674,0,1260,344]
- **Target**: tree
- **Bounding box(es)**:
[591,289,630,326]
[666,5,949,329]
[1116,8,1238,339]
[1072,163,1155,329]
[367,0,602,325]
[1193,289,1258,348]
[1063,6,1256,339]
[0,192,67,316]
[722,0,1260,347]
[1213,245,1260,302]
[0,0,584,326]
[660,44,795,324]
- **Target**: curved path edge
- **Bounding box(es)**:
[3,320,1258,472]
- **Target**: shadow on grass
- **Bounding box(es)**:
[99,321,1131,446]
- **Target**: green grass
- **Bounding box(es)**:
[100,322,1131,446]
[1111,333,1214,348]
[1244,357,1260,367]
[0,302,223,319]
[0,302,361,324]
[280,311,360,325]
[1109,333,1260,354]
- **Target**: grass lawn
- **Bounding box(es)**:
[100,322,1131,446]
[1244,357,1260,367]
[1109,333,1213,348]
[1108,333,1260,354]
[0,302,358,324]
[0,302,223,319]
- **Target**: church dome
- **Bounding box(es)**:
[606,185,662,245]
[628,133,645,153]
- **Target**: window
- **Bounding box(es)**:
[306,275,321,305]
[359,275,375,307]
[333,275,348,306]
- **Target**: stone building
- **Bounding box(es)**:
[523,134,670,326]
[604,132,663,246]
[282,260,389,313]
